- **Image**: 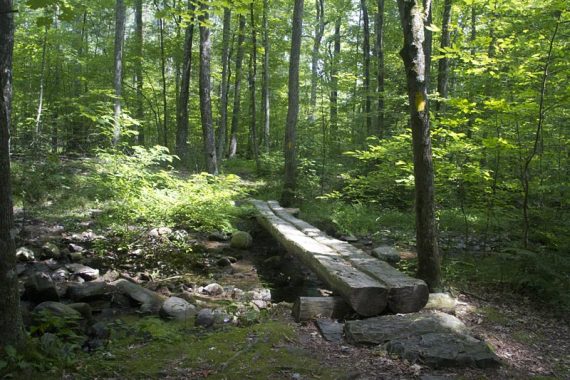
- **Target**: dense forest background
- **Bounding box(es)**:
[8,0,570,305]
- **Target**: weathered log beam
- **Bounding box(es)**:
[251,200,388,316]
[292,296,353,322]
[267,201,428,313]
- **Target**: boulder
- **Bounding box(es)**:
[67,282,111,302]
[160,297,197,321]
[66,263,100,281]
[42,242,61,259]
[203,283,224,296]
[371,246,401,264]
[425,293,458,314]
[195,308,215,328]
[68,243,84,253]
[111,279,165,313]
[344,312,499,368]
[68,303,92,320]
[24,272,60,303]
[33,301,81,319]
[230,231,253,249]
[148,227,172,238]
[16,247,35,262]
[51,268,70,283]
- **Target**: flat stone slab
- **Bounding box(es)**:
[344,312,499,368]
[315,319,344,343]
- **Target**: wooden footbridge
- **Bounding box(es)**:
[251,200,429,318]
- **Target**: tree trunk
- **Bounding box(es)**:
[198,4,218,175]
[361,0,372,137]
[176,1,195,167]
[229,15,246,159]
[423,0,433,92]
[261,0,270,153]
[309,0,325,122]
[112,0,126,147]
[375,0,385,137]
[281,0,304,207]
[35,25,48,140]
[248,4,259,169]
[329,17,341,153]
[216,7,231,161]
[397,0,441,291]
[135,0,145,145]
[0,0,24,348]
[436,0,452,113]
[156,0,168,147]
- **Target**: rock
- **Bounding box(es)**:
[371,246,401,264]
[230,231,253,249]
[33,301,81,319]
[66,264,100,281]
[20,301,33,327]
[24,272,60,303]
[203,283,224,296]
[16,263,27,276]
[171,229,189,241]
[148,227,172,238]
[263,255,283,269]
[196,308,215,328]
[67,282,111,302]
[101,270,121,283]
[160,297,197,321]
[340,235,358,243]
[44,258,61,270]
[42,242,61,259]
[68,303,92,320]
[111,279,165,313]
[316,319,345,343]
[216,257,232,267]
[425,293,458,314]
[68,243,85,253]
[248,288,271,302]
[68,251,84,263]
[16,247,35,262]
[88,321,110,340]
[344,312,499,368]
[51,268,70,283]
[208,231,229,242]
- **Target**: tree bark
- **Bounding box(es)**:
[176,1,195,167]
[329,17,341,153]
[216,7,231,161]
[35,25,48,140]
[155,0,168,147]
[261,0,270,153]
[397,0,441,291]
[281,0,304,207]
[248,4,259,168]
[135,0,145,145]
[361,0,372,137]
[198,4,218,175]
[436,0,452,113]
[309,0,325,122]
[375,0,385,137]
[423,0,433,92]
[229,15,246,159]
[112,0,126,146]
[0,0,24,347]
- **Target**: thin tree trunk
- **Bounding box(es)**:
[176,1,195,167]
[522,13,561,248]
[261,0,270,153]
[229,15,246,159]
[198,4,218,175]
[216,7,231,161]
[361,0,372,137]
[112,0,126,146]
[436,0,452,113]
[397,0,441,291]
[0,0,24,348]
[35,25,48,139]
[248,4,259,168]
[309,0,325,122]
[375,0,385,137]
[329,17,341,153]
[281,0,304,207]
[155,0,168,147]
[423,0,432,92]
[135,0,145,145]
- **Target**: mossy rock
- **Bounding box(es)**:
[230,231,253,249]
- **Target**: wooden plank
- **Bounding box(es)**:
[251,200,388,316]
[267,201,428,313]
[292,296,353,322]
